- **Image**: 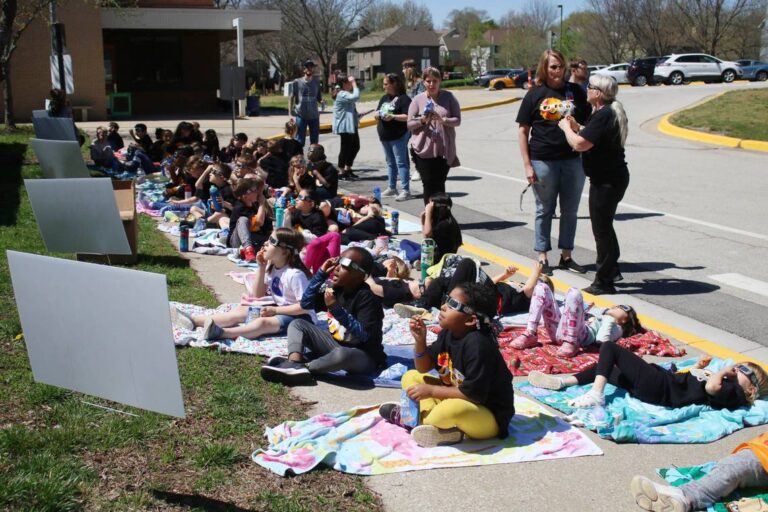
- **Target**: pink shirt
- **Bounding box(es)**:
[407,90,461,167]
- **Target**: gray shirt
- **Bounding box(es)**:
[293,77,322,120]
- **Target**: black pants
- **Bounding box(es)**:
[418,258,493,309]
[588,177,628,286]
[338,132,360,169]
[413,153,450,205]
[575,342,669,405]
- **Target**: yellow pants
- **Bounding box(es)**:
[401,370,499,440]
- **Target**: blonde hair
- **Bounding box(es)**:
[741,362,768,404]
[388,256,410,279]
[589,74,628,147]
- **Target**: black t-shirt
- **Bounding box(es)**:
[135,134,152,153]
[665,372,749,409]
[149,141,165,162]
[217,183,235,213]
[374,277,414,307]
[312,282,386,366]
[227,200,273,248]
[427,329,515,438]
[432,219,461,262]
[497,282,530,315]
[260,154,289,189]
[309,161,339,197]
[376,93,412,141]
[107,132,124,151]
[291,209,327,236]
[515,82,589,161]
[278,138,304,160]
[579,106,629,186]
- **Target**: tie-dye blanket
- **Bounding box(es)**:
[658,463,768,512]
[516,358,768,444]
[499,327,686,376]
[251,395,602,476]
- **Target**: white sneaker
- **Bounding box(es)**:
[630,475,690,512]
[411,170,421,181]
[395,190,411,201]
[381,188,397,197]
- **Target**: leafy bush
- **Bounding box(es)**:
[441,78,478,88]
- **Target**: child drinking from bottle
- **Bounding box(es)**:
[380,282,515,448]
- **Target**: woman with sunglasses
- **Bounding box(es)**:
[516,49,590,277]
[529,342,768,412]
[511,282,642,357]
[172,228,315,341]
[380,282,515,448]
[558,74,630,295]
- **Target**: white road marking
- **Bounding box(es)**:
[457,165,768,242]
[710,274,768,298]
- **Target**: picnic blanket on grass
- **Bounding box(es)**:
[659,463,768,512]
[516,358,768,444]
[251,395,602,476]
[499,326,686,376]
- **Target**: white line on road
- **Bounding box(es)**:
[709,274,768,298]
[457,165,768,242]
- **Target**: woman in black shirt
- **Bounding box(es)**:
[375,73,412,201]
[559,74,630,295]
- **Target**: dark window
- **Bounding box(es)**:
[677,55,699,63]
[127,35,182,90]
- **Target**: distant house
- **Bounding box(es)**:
[469,28,516,75]
[439,29,467,69]
[346,26,440,80]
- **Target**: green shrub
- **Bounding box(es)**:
[441,78,477,88]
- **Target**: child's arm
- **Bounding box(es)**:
[300,258,335,310]
[422,202,434,238]
[169,196,199,205]
[410,317,434,373]
[195,165,213,189]
[365,277,385,298]
[705,366,738,396]
[521,261,544,298]
[252,193,267,229]
[492,265,518,284]
[254,248,268,298]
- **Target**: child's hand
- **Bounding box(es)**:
[323,287,337,308]
[502,265,518,279]
[255,247,267,266]
[409,317,426,343]
[407,384,433,401]
[320,257,338,274]
[260,306,276,317]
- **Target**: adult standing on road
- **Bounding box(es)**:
[559,75,630,295]
[568,58,590,93]
[376,73,412,201]
[516,49,589,276]
[403,58,425,182]
[331,74,361,181]
[407,67,461,205]
[290,60,323,149]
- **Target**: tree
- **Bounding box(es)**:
[250,30,306,88]
[585,0,633,63]
[445,8,488,36]
[671,0,762,55]
[622,0,679,56]
[463,19,497,75]
[359,0,433,31]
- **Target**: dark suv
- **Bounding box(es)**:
[628,57,662,86]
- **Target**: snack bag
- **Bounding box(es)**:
[399,390,420,428]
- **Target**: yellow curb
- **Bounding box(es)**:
[657,92,768,152]
[460,241,767,368]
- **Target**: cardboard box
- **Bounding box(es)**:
[77,179,138,264]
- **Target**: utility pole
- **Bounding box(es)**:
[557,4,563,52]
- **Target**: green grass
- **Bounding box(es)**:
[671,89,768,141]
[0,127,382,510]
[258,89,387,111]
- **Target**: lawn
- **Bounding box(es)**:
[258,89,385,111]
[670,89,768,141]
[0,127,382,511]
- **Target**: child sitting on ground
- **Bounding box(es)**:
[511,281,642,356]
[260,248,386,385]
[168,156,208,206]
[225,176,273,260]
[189,163,234,228]
[422,193,462,263]
[380,282,515,448]
[171,228,315,341]
[630,431,768,512]
[528,342,768,409]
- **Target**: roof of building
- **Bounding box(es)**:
[347,26,440,50]
[483,28,515,44]
[441,32,466,52]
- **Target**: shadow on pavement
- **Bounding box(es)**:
[151,490,252,511]
[617,277,719,296]
[461,220,525,231]
[446,175,482,181]
[615,212,664,221]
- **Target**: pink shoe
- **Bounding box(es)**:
[511,331,539,349]
[556,341,579,357]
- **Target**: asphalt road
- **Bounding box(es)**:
[318,81,768,347]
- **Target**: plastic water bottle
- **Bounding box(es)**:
[275,206,285,228]
[420,238,435,281]
[184,184,192,200]
[179,226,189,252]
[373,186,381,202]
[390,210,399,235]
[135,168,146,184]
[209,185,222,212]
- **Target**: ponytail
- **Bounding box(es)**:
[611,100,628,147]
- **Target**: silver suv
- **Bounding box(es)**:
[653,53,742,85]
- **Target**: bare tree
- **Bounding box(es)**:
[585,0,633,63]
[622,0,679,56]
[445,8,488,36]
[213,0,246,7]
[251,30,306,88]
[498,12,548,67]
[522,0,557,36]
[360,0,433,31]
[671,0,762,55]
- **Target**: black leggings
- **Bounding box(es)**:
[338,132,360,169]
[412,153,449,205]
[418,258,494,309]
[575,342,669,405]
[589,177,628,286]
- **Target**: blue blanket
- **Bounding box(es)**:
[516,357,768,444]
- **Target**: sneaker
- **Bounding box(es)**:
[395,190,411,201]
[527,370,565,390]
[556,341,580,357]
[583,283,617,296]
[378,402,405,427]
[630,475,690,512]
[559,256,587,274]
[243,246,257,263]
[567,390,605,408]
[381,188,397,197]
[393,303,432,321]
[169,306,195,331]
[510,331,539,349]
[411,425,464,447]
[539,259,554,276]
[347,170,360,179]
[260,360,315,386]
[265,355,287,366]
[411,170,421,181]
[202,318,224,340]
[613,271,624,283]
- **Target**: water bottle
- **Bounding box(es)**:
[184,184,192,200]
[275,206,285,228]
[179,226,189,252]
[420,238,435,281]
[209,184,222,212]
[135,168,146,184]
[391,210,399,235]
[373,186,381,202]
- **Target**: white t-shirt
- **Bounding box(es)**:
[265,265,316,322]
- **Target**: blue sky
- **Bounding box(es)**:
[425,0,588,28]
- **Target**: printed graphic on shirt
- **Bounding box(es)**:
[326,313,346,342]
[436,351,465,387]
[539,97,574,121]
[270,276,283,297]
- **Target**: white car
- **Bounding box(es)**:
[593,63,629,84]
[653,53,743,85]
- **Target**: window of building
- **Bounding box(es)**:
[126,35,182,90]
[422,47,429,58]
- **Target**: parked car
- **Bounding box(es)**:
[654,53,743,85]
[443,71,465,80]
[593,63,630,84]
[736,60,768,81]
[587,64,607,73]
[475,69,515,87]
[628,57,663,86]
[488,69,524,89]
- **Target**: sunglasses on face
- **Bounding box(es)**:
[297,194,312,201]
[549,64,564,70]
[587,84,600,91]
[736,364,759,388]
[267,236,295,251]
[445,296,475,315]
[338,256,366,274]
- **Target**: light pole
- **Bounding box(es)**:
[557,4,563,52]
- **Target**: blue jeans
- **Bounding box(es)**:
[531,157,585,253]
[295,116,320,147]
[381,132,410,192]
